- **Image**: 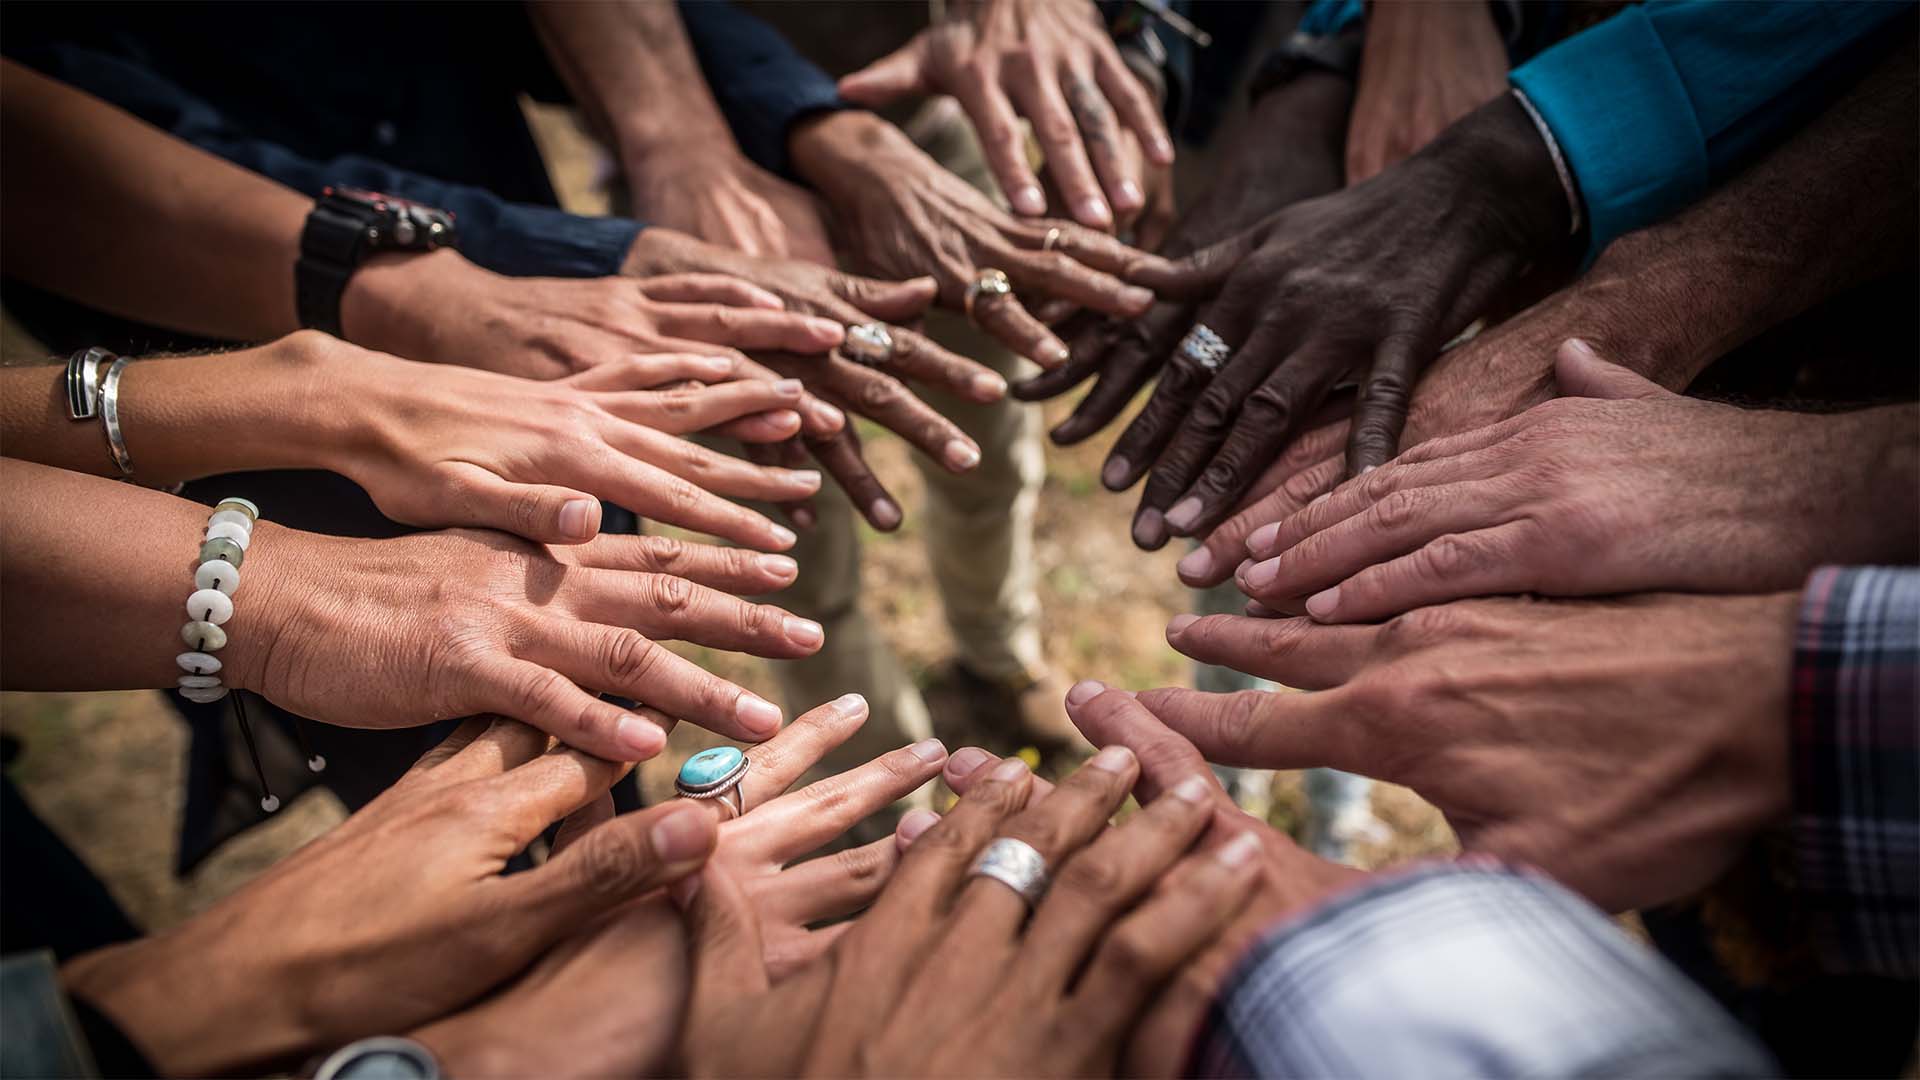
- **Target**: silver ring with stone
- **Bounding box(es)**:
[968,837,1051,908]
[964,268,1013,322]
[675,746,750,820]
[1176,324,1231,375]
[844,322,896,368]
[1041,227,1063,253]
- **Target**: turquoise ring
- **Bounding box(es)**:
[675,746,751,819]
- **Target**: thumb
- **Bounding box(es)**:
[1064,683,1232,811]
[837,40,930,104]
[436,467,602,544]
[505,801,717,945]
[1554,338,1669,401]
[830,272,938,322]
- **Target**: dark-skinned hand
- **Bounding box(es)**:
[1115,92,1573,550]
[1015,68,1355,448]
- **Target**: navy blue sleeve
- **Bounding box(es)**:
[676,0,850,180]
[12,45,641,280]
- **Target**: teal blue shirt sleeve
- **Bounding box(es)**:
[1511,0,1914,259]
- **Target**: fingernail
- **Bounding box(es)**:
[1115,179,1144,210]
[1088,744,1134,773]
[559,498,597,540]
[1166,612,1199,636]
[1102,456,1132,491]
[1305,586,1340,620]
[946,440,982,470]
[909,738,948,763]
[770,523,798,548]
[1172,775,1211,804]
[1132,508,1167,549]
[1165,497,1203,533]
[1012,186,1046,215]
[990,756,1030,781]
[809,317,846,339]
[1246,522,1282,557]
[1046,342,1071,366]
[1149,135,1175,163]
[897,808,941,843]
[616,713,662,757]
[1216,831,1261,868]
[785,616,824,648]
[791,469,823,491]
[1244,559,1280,591]
[870,499,903,530]
[737,695,783,734]
[1120,286,1154,311]
[973,372,1008,399]
[1311,491,1331,506]
[791,506,818,530]
[817,401,847,429]
[773,378,805,396]
[758,554,799,581]
[699,355,737,376]
[1075,196,1112,227]
[947,746,991,778]
[1066,678,1106,706]
[1177,547,1213,580]
[652,806,714,861]
[1562,337,1596,360]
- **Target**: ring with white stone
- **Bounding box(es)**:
[844,323,896,369]
[968,837,1051,908]
[964,268,1013,322]
[1041,227,1063,253]
[1176,324,1231,375]
[675,746,751,820]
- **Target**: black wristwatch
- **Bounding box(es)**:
[296,187,457,336]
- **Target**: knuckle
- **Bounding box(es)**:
[1380,605,1456,650]
[832,842,894,887]
[1003,811,1073,858]
[1360,467,1399,504]
[604,629,663,685]
[1056,850,1126,897]
[643,535,690,572]
[1368,489,1421,533]
[1100,924,1166,982]
[855,374,907,411]
[1420,533,1480,580]
[1213,692,1268,758]
[648,574,697,617]
[573,822,658,897]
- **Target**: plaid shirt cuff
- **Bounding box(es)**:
[1191,861,1773,1078]
[1792,565,1920,978]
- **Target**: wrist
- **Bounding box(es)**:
[213,518,314,704]
[339,248,496,365]
[1421,93,1573,260]
[788,110,902,202]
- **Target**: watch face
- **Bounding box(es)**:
[322,187,456,250]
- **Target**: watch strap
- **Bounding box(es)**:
[296,200,373,337]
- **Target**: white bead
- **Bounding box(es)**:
[179,684,229,704]
[177,651,222,675]
[194,560,241,595]
[182,621,227,650]
[206,508,253,534]
[177,674,222,689]
[205,520,252,549]
[260,794,281,812]
[186,588,233,624]
[215,496,260,520]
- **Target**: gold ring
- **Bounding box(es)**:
[964,268,1013,322]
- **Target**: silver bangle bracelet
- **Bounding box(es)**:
[98,356,135,479]
[64,346,112,420]
[1510,88,1583,238]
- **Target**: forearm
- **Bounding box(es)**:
[1574,38,1919,390]
[529,0,742,173]
[0,458,290,694]
[0,62,306,342]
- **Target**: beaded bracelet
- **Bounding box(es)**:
[176,497,257,704]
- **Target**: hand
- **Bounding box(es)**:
[946,685,1364,1077]
[59,718,718,1077]
[290,334,817,551]
[839,0,1175,230]
[1235,342,1920,621]
[625,225,1003,531]
[1114,93,1572,550]
[1345,1,1509,184]
[629,150,837,264]
[790,110,1169,370]
[1159,591,1800,912]
[409,695,949,1078]
[230,527,811,759]
[681,746,1256,1077]
[1016,71,1352,445]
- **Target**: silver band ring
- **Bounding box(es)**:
[674,746,751,821]
[844,322,896,368]
[968,837,1051,908]
[964,268,1013,322]
[1041,227,1063,254]
[1176,324,1231,375]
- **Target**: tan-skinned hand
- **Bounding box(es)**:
[409,695,950,1078]
[838,0,1175,230]
[1160,589,1799,913]
[679,743,1258,1077]
[1344,0,1510,184]
[1236,342,1920,621]
[59,718,715,1078]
